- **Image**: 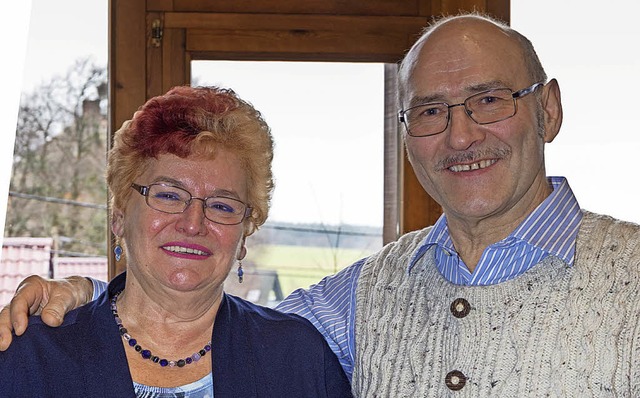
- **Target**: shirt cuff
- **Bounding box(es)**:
[88,277,108,301]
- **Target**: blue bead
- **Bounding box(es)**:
[159,359,169,367]
[113,245,123,261]
[128,339,137,347]
[141,350,152,359]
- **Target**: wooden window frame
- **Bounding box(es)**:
[108,0,509,277]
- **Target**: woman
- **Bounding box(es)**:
[0,86,352,397]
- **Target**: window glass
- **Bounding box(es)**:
[192,61,384,304]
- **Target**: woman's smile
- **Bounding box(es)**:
[161,242,212,259]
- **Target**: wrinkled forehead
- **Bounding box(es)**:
[401,18,529,102]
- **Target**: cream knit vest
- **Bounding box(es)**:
[354,212,640,397]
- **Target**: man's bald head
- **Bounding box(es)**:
[398,14,547,106]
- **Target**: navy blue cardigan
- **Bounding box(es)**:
[0,273,353,397]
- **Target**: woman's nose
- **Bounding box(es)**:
[175,199,207,235]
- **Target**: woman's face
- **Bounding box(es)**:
[112,149,249,297]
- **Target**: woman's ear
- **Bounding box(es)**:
[541,78,563,143]
[239,246,247,261]
[238,240,247,261]
[111,208,125,237]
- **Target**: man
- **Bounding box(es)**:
[3,13,640,396]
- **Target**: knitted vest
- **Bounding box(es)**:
[354,212,640,397]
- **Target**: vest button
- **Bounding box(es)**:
[445,370,467,391]
[450,298,471,318]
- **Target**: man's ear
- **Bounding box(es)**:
[111,208,125,237]
[541,78,563,143]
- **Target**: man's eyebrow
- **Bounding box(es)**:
[407,94,447,107]
[467,80,512,92]
[405,80,513,108]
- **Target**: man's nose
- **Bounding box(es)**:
[446,104,484,150]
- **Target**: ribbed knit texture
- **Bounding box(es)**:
[354,212,640,397]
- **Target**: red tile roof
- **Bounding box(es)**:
[1,237,107,306]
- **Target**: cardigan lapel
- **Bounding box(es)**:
[212,293,258,397]
[75,273,137,397]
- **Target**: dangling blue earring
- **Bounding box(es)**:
[237,261,244,283]
[114,244,123,262]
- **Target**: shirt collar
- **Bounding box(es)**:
[407,176,582,273]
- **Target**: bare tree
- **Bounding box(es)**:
[5,58,108,256]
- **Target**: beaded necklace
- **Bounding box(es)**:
[110,291,212,368]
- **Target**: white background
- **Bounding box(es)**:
[512,2,640,223]
[0,2,32,249]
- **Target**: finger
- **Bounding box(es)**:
[39,293,68,327]
[0,305,14,351]
[39,278,90,327]
[10,294,38,336]
[0,275,54,351]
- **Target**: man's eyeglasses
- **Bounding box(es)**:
[131,183,252,225]
[398,82,544,137]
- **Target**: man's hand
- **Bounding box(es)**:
[0,275,94,351]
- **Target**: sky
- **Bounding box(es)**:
[1,1,640,249]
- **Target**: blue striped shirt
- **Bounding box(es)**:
[276,176,582,380]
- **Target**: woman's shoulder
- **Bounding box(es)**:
[0,298,110,381]
[3,297,106,352]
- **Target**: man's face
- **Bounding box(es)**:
[402,19,557,230]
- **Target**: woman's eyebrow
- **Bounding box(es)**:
[149,178,240,198]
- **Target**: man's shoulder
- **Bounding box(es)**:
[366,225,434,264]
[577,211,640,266]
[581,210,640,235]
[356,225,435,283]
[380,225,434,253]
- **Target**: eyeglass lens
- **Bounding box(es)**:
[403,88,515,137]
[145,184,247,225]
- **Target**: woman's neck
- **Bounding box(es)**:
[113,285,219,387]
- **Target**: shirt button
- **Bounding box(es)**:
[450,298,471,318]
[445,370,467,391]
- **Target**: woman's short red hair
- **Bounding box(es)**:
[107,85,274,236]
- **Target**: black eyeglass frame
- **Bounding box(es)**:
[398,82,545,137]
[130,182,252,225]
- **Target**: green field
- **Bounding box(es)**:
[245,244,378,297]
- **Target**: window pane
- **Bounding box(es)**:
[192,61,384,304]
